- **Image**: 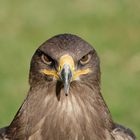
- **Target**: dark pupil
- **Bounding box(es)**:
[45,56,51,62]
[81,55,88,62]
[44,56,51,63]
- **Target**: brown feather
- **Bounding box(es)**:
[0,34,136,140]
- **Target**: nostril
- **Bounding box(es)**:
[60,68,65,81]
[60,64,72,81]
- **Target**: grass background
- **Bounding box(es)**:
[0,0,140,138]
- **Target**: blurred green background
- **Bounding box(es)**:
[0,0,139,138]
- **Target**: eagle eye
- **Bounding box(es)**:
[41,54,53,65]
[80,53,91,65]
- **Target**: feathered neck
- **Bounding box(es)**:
[7,81,114,140]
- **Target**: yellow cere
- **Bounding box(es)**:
[59,54,75,72]
[41,54,91,80]
[73,68,91,80]
[41,69,59,79]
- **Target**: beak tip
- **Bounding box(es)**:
[65,93,68,96]
[64,88,69,96]
[60,64,72,96]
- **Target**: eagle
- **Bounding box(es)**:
[0,34,136,140]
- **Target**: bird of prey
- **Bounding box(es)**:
[0,34,136,140]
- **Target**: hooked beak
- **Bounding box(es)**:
[60,64,73,95]
[58,55,74,96]
[41,54,91,96]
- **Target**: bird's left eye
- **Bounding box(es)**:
[79,54,91,65]
[41,54,53,65]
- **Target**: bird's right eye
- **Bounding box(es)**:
[41,54,52,65]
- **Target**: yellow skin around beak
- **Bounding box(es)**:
[41,54,91,80]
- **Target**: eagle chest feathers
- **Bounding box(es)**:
[1,34,136,140]
[22,81,113,140]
